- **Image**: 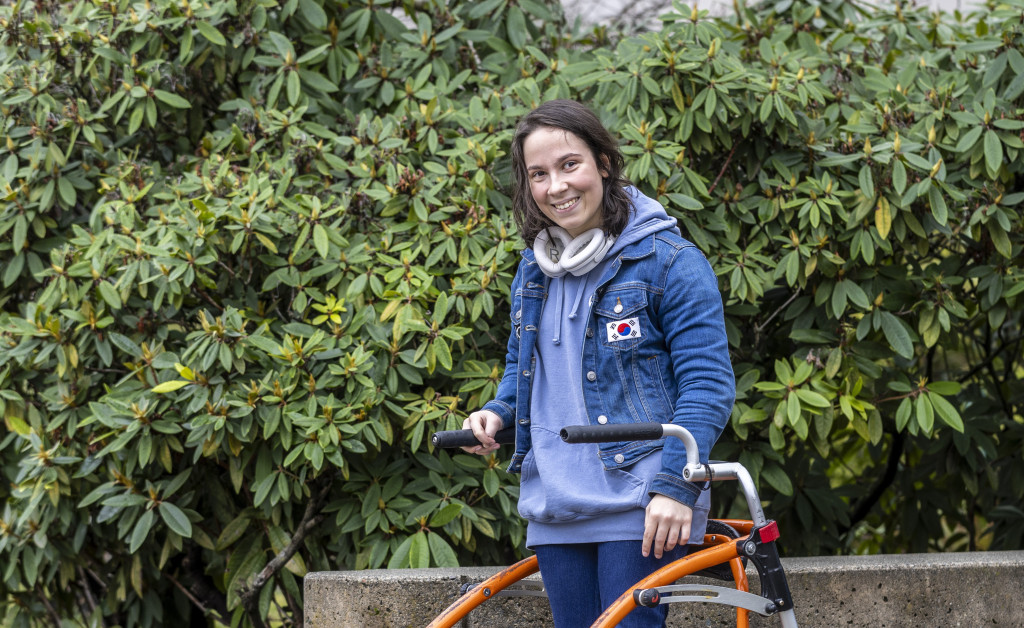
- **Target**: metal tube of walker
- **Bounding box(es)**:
[661,425,767,526]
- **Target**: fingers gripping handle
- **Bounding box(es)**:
[431,427,516,448]
[560,423,665,443]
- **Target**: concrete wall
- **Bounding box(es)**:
[305,550,1024,627]
[562,0,987,24]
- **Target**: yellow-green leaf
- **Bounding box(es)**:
[255,232,278,253]
[152,380,190,393]
[875,197,891,240]
[4,414,31,435]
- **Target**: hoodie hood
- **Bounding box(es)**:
[605,186,681,259]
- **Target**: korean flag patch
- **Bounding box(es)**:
[606,318,642,343]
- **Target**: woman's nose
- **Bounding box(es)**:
[548,172,568,194]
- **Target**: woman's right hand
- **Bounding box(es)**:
[462,410,504,455]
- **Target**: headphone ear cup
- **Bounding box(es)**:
[560,228,615,276]
[559,228,608,275]
[533,226,573,277]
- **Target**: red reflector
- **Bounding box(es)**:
[759,521,780,543]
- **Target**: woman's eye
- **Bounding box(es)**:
[531,171,545,180]
[563,160,578,169]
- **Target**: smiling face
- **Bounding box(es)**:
[522,126,609,238]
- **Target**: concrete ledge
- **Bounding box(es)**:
[305,550,1024,627]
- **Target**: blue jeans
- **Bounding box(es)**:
[533,541,687,628]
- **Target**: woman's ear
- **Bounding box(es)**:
[599,154,611,179]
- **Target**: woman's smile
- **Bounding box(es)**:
[553,197,578,211]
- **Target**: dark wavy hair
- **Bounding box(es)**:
[509,99,633,246]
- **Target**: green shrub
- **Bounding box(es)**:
[0,0,1021,626]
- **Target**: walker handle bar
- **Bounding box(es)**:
[561,423,699,468]
[431,427,516,448]
[560,423,664,443]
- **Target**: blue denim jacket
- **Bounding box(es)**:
[482,230,735,508]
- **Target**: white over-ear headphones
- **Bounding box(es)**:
[533,226,615,278]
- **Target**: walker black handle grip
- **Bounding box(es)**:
[560,423,665,443]
[431,427,516,448]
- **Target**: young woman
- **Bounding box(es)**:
[463,99,735,628]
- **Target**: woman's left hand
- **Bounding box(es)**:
[642,495,692,559]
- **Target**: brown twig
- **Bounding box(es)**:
[707,143,738,196]
[753,288,801,338]
[166,571,226,625]
[279,584,300,628]
[35,584,62,628]
[77,566,104,627]
[74,596,91,628]
[840,430,905,539]
[194,286,225,312]
[177,545,231,620]
[216,259,238,279]
[957,333,1022,383]
[238,477,334,628]
[873,392,916,405]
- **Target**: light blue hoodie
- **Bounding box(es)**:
[520,187,711,548]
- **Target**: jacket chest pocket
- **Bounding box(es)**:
[595,288,649,351]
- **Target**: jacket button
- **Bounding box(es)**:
[597,415,608,424]
[586,371,597,382]
[586,327,594,338]
[515,309,522,320]
[614,454,625,464]
[523,369,531,377]
[518,419,529,425]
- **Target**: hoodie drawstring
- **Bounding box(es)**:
[568,276,588,321]
[551,278,564,345]
[551,274,591,345]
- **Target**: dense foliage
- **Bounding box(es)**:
[1,0,1021,625]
